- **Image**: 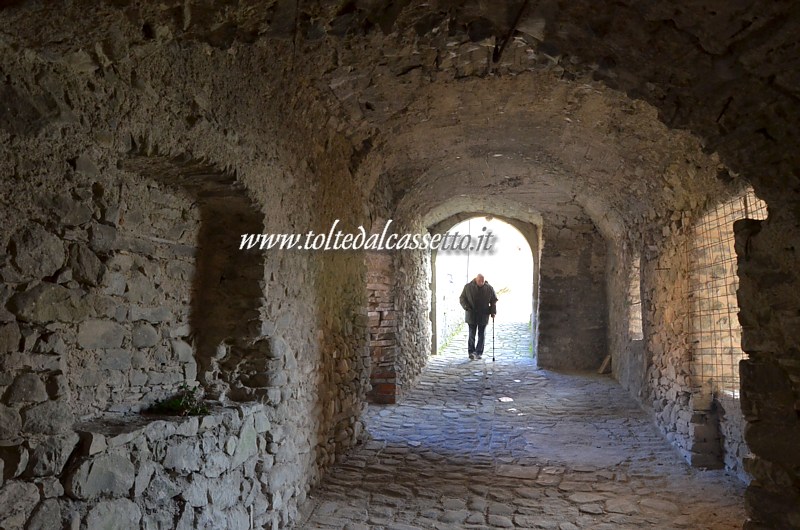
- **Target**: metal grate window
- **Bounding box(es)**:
[688,189,767,398]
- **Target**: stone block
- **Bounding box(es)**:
[35,333,66,355]
[0,404,22,440]
[0,322,20,353]
[25,498,61,530]
[89,223,118,254]
[46,373,69,399]
[107,428,143,448]
[22,400,74,434]
[268,336,288,359]
[145,472,181,502]
[146,371,183,385]
[153,344,170,363]
[27,354,63,373]
[85,499,142,529]
[103,272,127,296]
[254,411,270,434]
[74,368,105,387]
[171,339,193,362]
[266,464,294,491]
[169,323,190,338]
[132,322,159,348]
[27,433,79,476]
[49,194,93,227]
[130,305,171,323]
[166,260,194,281]
[129,370,147,386]
[746,422,800,468]
[260,320,277,337]
[10,225,65,279]
[266,388,282,404]
[0,480,40,529]
[9,283,89,324]
[231,416,258,469]
[133,460,155,497]
[131,351,148,368]
[225,436,237,456]
[209,475,240,509]
[126,272,158,304]
[7,373,49,404]
[78,320,125,349]
[86,294,119,319]
[67,453,135,500]
[100,349,133,370]
[79,432,107,456]
[184,360,197,381]
[182,475,209,507]
[105,253,133,272]
[203,452,230,479]
[163,440,202,474]
[227,505,250,530]
[69,243,104,286]
[175,417,199,437]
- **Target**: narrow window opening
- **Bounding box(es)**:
[628,252,643,341]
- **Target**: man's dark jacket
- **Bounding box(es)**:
[459,279,498,326]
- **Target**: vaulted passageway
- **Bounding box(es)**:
[1,1,798,528]
[299,323,745,529]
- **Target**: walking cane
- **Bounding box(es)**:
[492,315,495,362]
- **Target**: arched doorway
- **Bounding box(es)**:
[431,215,538,360]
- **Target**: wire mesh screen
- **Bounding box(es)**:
[688,189,767,398]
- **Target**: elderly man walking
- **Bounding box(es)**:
[459,273,498,360]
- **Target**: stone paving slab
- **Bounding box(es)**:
[296,322,745,529]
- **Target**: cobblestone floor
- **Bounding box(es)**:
[296,322,746,529]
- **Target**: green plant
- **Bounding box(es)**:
[147,383,209,416]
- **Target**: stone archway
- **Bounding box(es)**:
[429,213,540,360]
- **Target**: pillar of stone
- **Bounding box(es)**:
[735,213,800,529]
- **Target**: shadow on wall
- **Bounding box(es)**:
[191,196,267,400]
[122,151,270,402]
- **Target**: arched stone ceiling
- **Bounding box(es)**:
[3,0,796,227]
[359,74,724,238]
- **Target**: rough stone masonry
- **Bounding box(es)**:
[0,1,798,529]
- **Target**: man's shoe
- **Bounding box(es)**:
[475,353,483,360]
[468,353,475,360]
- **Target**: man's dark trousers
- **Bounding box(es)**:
[468,322,487,356]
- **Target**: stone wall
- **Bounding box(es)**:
[634,219,749,473]
[608,240,648,401]
[735,210,800,529]
[2,0,799,526]
[538,214,608,370]
[639,229,696,463]
[717,394,751,483]
[392,221,433,397]
[0,14,372,530]
[0,404,278,529]
[0,166,212,530]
